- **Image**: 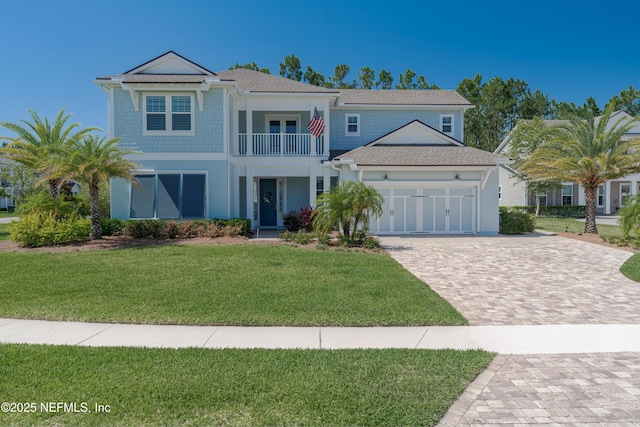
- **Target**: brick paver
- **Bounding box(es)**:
[438,353,640,426]
[382,235,640,325]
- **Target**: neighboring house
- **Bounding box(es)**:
[495,111,640,214]
[0,159,14,209]
[95,51,508,235]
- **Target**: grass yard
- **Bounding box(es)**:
[0,223,9,240]
[0,345,493,427]
[621,253,640,282]
[0,244,465,326]
[534,217,621,237]
[0,210,18,219]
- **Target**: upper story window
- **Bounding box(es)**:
[440,114,453,135]
[345,114,360,136]
[144,94,194,136]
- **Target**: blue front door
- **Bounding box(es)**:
[259,179,277,227]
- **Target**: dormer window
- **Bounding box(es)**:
[440,115,453,135]
[144,94,194,136]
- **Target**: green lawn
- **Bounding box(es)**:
[0,223,9,240]
[0,345,493,427]
[0,210,18,219]
[0,244,466,326]
[621,253,640,281]
[534,217,621,237]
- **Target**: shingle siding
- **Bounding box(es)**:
[329,109,463,150]
[113,87,225,153]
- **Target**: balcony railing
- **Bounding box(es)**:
[236,133,325,156]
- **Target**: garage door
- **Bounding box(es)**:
[370,187,475,234]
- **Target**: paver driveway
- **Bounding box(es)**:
[382,234,640,325]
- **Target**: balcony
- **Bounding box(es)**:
[236,133,325,157]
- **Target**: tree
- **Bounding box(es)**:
[313,181,383,240]
[330,64,355,89]
[54,135,138,239]
[521,106,640,234]
[0,162,38,207]
[229,62,270,74]
[0,109,97,198]
[357,66,376,89]
[396,69,439,90]
[279,54,302,81]
[304,65,327,87]
[378,69,393,89]
[606,85,640,116]
[505,117,561,216]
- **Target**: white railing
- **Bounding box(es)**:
[237,133,325,156]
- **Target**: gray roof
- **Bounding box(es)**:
[337,89,472,106]
[216,69,338,94]
[335,145,503,166]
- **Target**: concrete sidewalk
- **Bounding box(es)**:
[1,318,639,354]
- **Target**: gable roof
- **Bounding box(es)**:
[215,68,338,94]
[367,120,464,147]
[337,89,472,106]
[335,120,507,167]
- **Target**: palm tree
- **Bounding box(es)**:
[56,135,138,239]
[521,107,640,234]
[313,181,383,239]
[0,109,97,197]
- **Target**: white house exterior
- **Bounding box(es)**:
[495,111,640,214]
[96,51,507,235]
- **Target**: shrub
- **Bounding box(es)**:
[100,218,126,236]
[9,212,90,247]
[164,220,181,239]
[283,207,313,232]
[279,230,314,245]
[510,205,585,218]
[123,220,167,238]
[618,195,640,239]
[19,193,77,220]
[499,207,535,234]
[213,218,251,235]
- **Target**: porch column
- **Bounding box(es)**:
[322,99,330,158]
[604,181,611,214]
[632,180,638,197]
[323,164,331,193]
[309,173,317,207]
[246,167,254,229]
[246,104,253,156]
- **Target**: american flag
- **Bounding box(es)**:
[307,107,325,138]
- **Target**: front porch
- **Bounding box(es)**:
[235,133,325,157]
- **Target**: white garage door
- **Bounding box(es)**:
[370,187,475,234]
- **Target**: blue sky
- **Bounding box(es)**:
[1,0,638,135]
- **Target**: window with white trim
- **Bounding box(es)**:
[597,185,604,207]
[440,114,454,135]
[345,114,360,136]
[498,185,502,200]
[144,94,194,135]
[130,173,206,219]
[562,184,573,206]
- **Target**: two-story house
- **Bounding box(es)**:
[95,51,506,235]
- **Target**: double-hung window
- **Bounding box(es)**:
[440,114,454,135]
[144,94,194,135]
[345,114,360,136]
[562,184,573,206]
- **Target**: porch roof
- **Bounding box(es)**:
[216,69,339,94]
[335,145,505,167]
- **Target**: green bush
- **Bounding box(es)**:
[9,212,90,247]
[123,220,167,238]
[499,207,535,234]
[100,218,126,236]
[618,195,640,238]
[510,205,585,218]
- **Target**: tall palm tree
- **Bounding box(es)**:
[56,135,138,239]
[521,107,640,234]
[0,109,97,197]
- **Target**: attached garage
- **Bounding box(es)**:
[332,120,508,236]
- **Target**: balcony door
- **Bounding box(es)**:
[266,115,299,155]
